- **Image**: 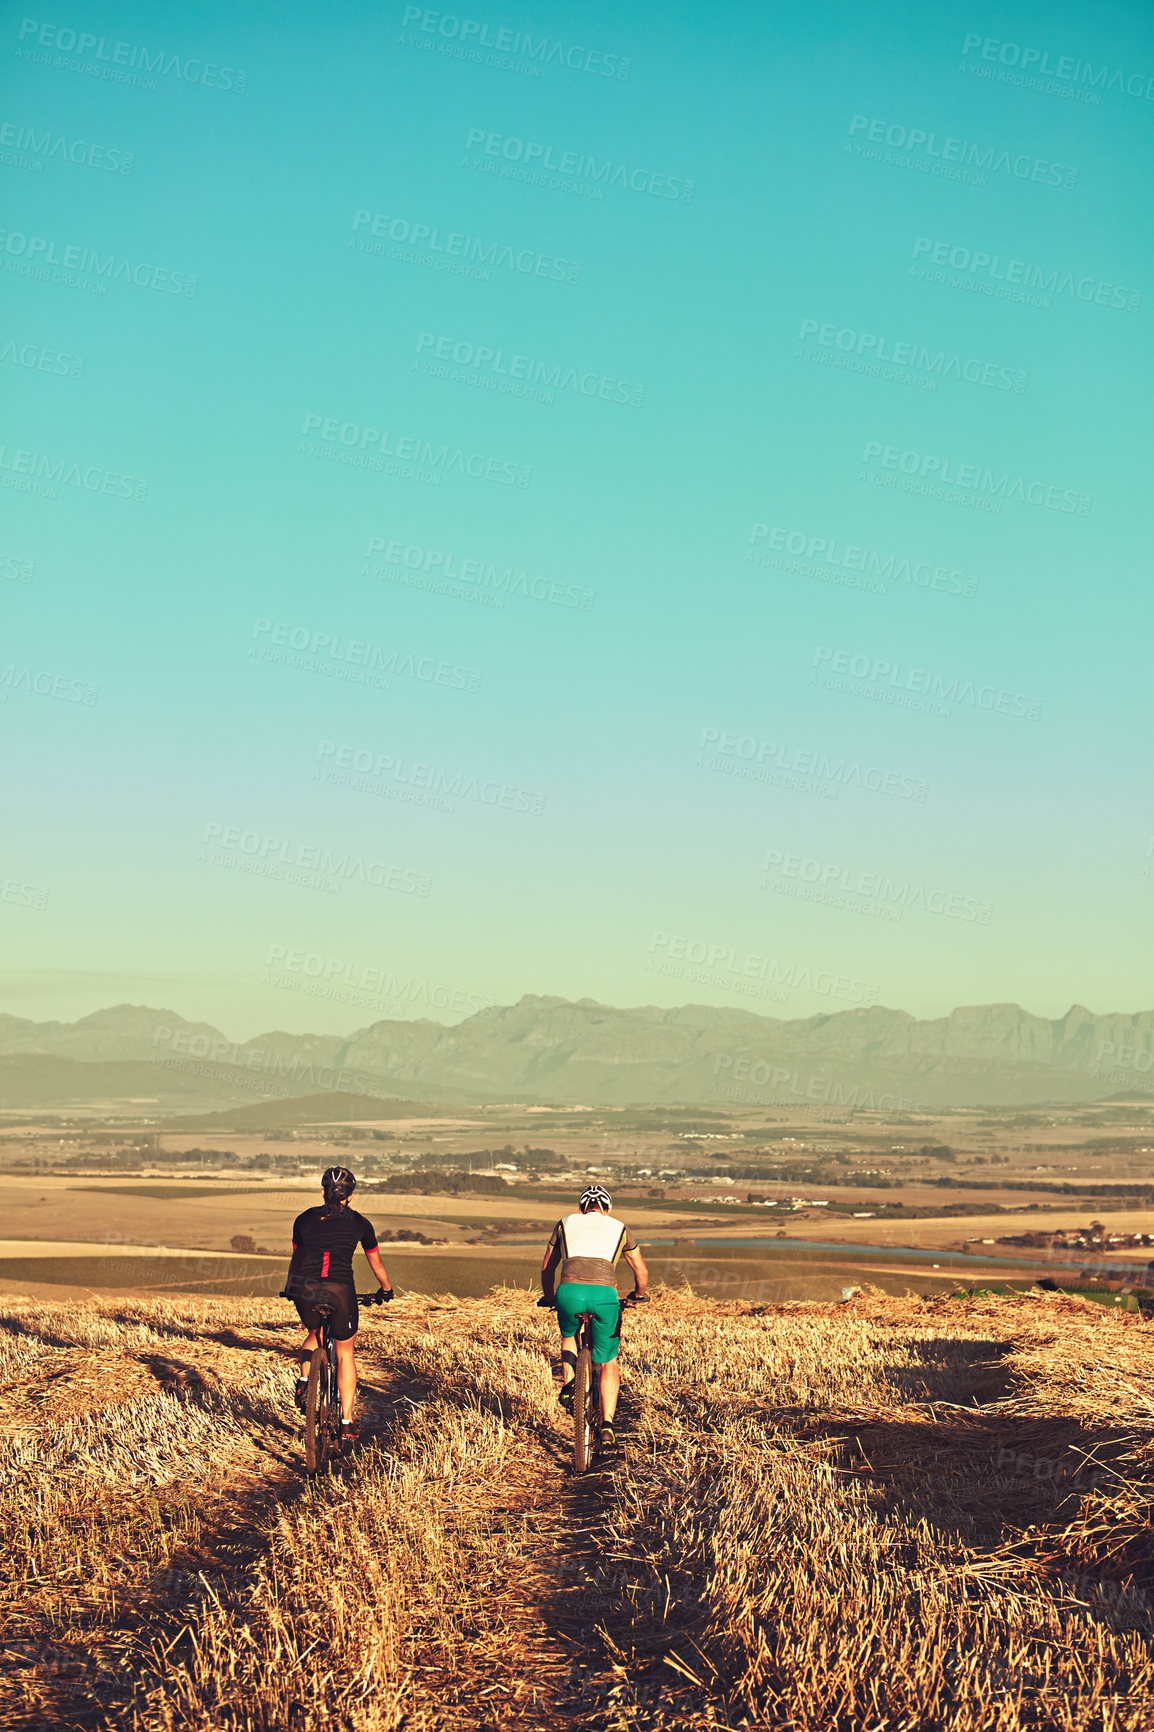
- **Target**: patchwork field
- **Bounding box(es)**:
[0,1173,1111,1311]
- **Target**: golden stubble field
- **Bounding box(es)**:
[0,1173,493,1248]
[0,1174,732,1254]
[2,1283,1154,1729]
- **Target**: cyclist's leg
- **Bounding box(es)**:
[335,1334,357,1422]
[598,1359,621,1423]
[328,1284,360,1423]
[293,1289,322,1376]
[555,1283,586,1385]
[590,1291,625,1423]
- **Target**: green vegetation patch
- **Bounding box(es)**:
[0,1249,541,1301]
[644,1252,977,1304]
[0,1255,286,1295]
[948,1281,1150,1309]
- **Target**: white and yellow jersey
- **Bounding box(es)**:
[548,1211,636,1288]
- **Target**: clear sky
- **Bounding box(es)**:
[2,0,1152,1038]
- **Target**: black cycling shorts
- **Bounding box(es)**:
[290,1277,359,1341]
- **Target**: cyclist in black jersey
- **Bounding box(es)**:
[283,1167,392,1441]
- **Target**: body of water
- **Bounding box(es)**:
[507,1232,1149,1278]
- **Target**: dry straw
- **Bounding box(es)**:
[1,1284,1152,1728]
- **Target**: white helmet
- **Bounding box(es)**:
[579,1184,612,1212]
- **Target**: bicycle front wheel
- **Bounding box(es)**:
[573,1345,595,1473]
[304,1345,333,1474]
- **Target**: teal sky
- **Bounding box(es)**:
[2,0,1152,1038]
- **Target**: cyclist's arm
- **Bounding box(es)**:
[365,1244,392,1291]
[623,1246,648,1297]
[540,1238,561,1302]
[283,1238,303,1293]
[283,1212,310,1295]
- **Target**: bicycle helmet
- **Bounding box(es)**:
[321,1166,356,1206]
[579,1183,612,1212]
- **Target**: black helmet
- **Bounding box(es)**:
[579,1184,612,1212]
[321,1166,356,1204]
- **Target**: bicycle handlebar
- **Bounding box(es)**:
[280,1288,394,1305]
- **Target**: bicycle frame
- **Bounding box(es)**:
[301,1289,385,1474]
[572,1311,599,1473]
[568,1294,644,1473]
[304,1302,342,1474]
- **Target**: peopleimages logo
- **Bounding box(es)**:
[464,128,695,200]
[0,118,134,172]
[798,318,1026,393]
[0,662,98,704]
[314,740,546,815]
[711,1057,920,1113]
[351,209,581,284]
[0,870,48,910]
[266,942,492,1016]
[812,645,1042,720]
[861,441,1091,516]
[152,1028,381,1097]
[748,523,978,598]
[1,334,85,378]
[365,535,595,613]
[0,442,148,501]
[250,619,483,693]
[300,413,530,488]
[847,115,1077,188]
[0,550,35,582]
[398,6,630,78]
[761,848,992,924]
[415,332,645,406]
[199,823,431,897]
[647,932,878,1006]
[961,34,1154,101]
[696,726,929,802]
[0,227,197,295]
[16,19,247,92]
[1094,1038,1154,1073]
[910,238,1140,313]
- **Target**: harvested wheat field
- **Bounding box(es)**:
[2,1286,1154,1731]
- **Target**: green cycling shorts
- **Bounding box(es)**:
[555,1282,623,1363]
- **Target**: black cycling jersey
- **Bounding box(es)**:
[290,1206,378,1282]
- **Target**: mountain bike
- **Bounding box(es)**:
[288,1289,387,1474]
[572,1292,648,1474]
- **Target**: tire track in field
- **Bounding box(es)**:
[391,1371,673,1732]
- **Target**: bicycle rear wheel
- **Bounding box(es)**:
[573,1343,595,1473]
[304,1345,333,1473]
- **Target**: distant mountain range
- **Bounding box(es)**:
[0,997,1150,1114]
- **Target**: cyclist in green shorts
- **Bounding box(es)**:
[539,1184,649,1452]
